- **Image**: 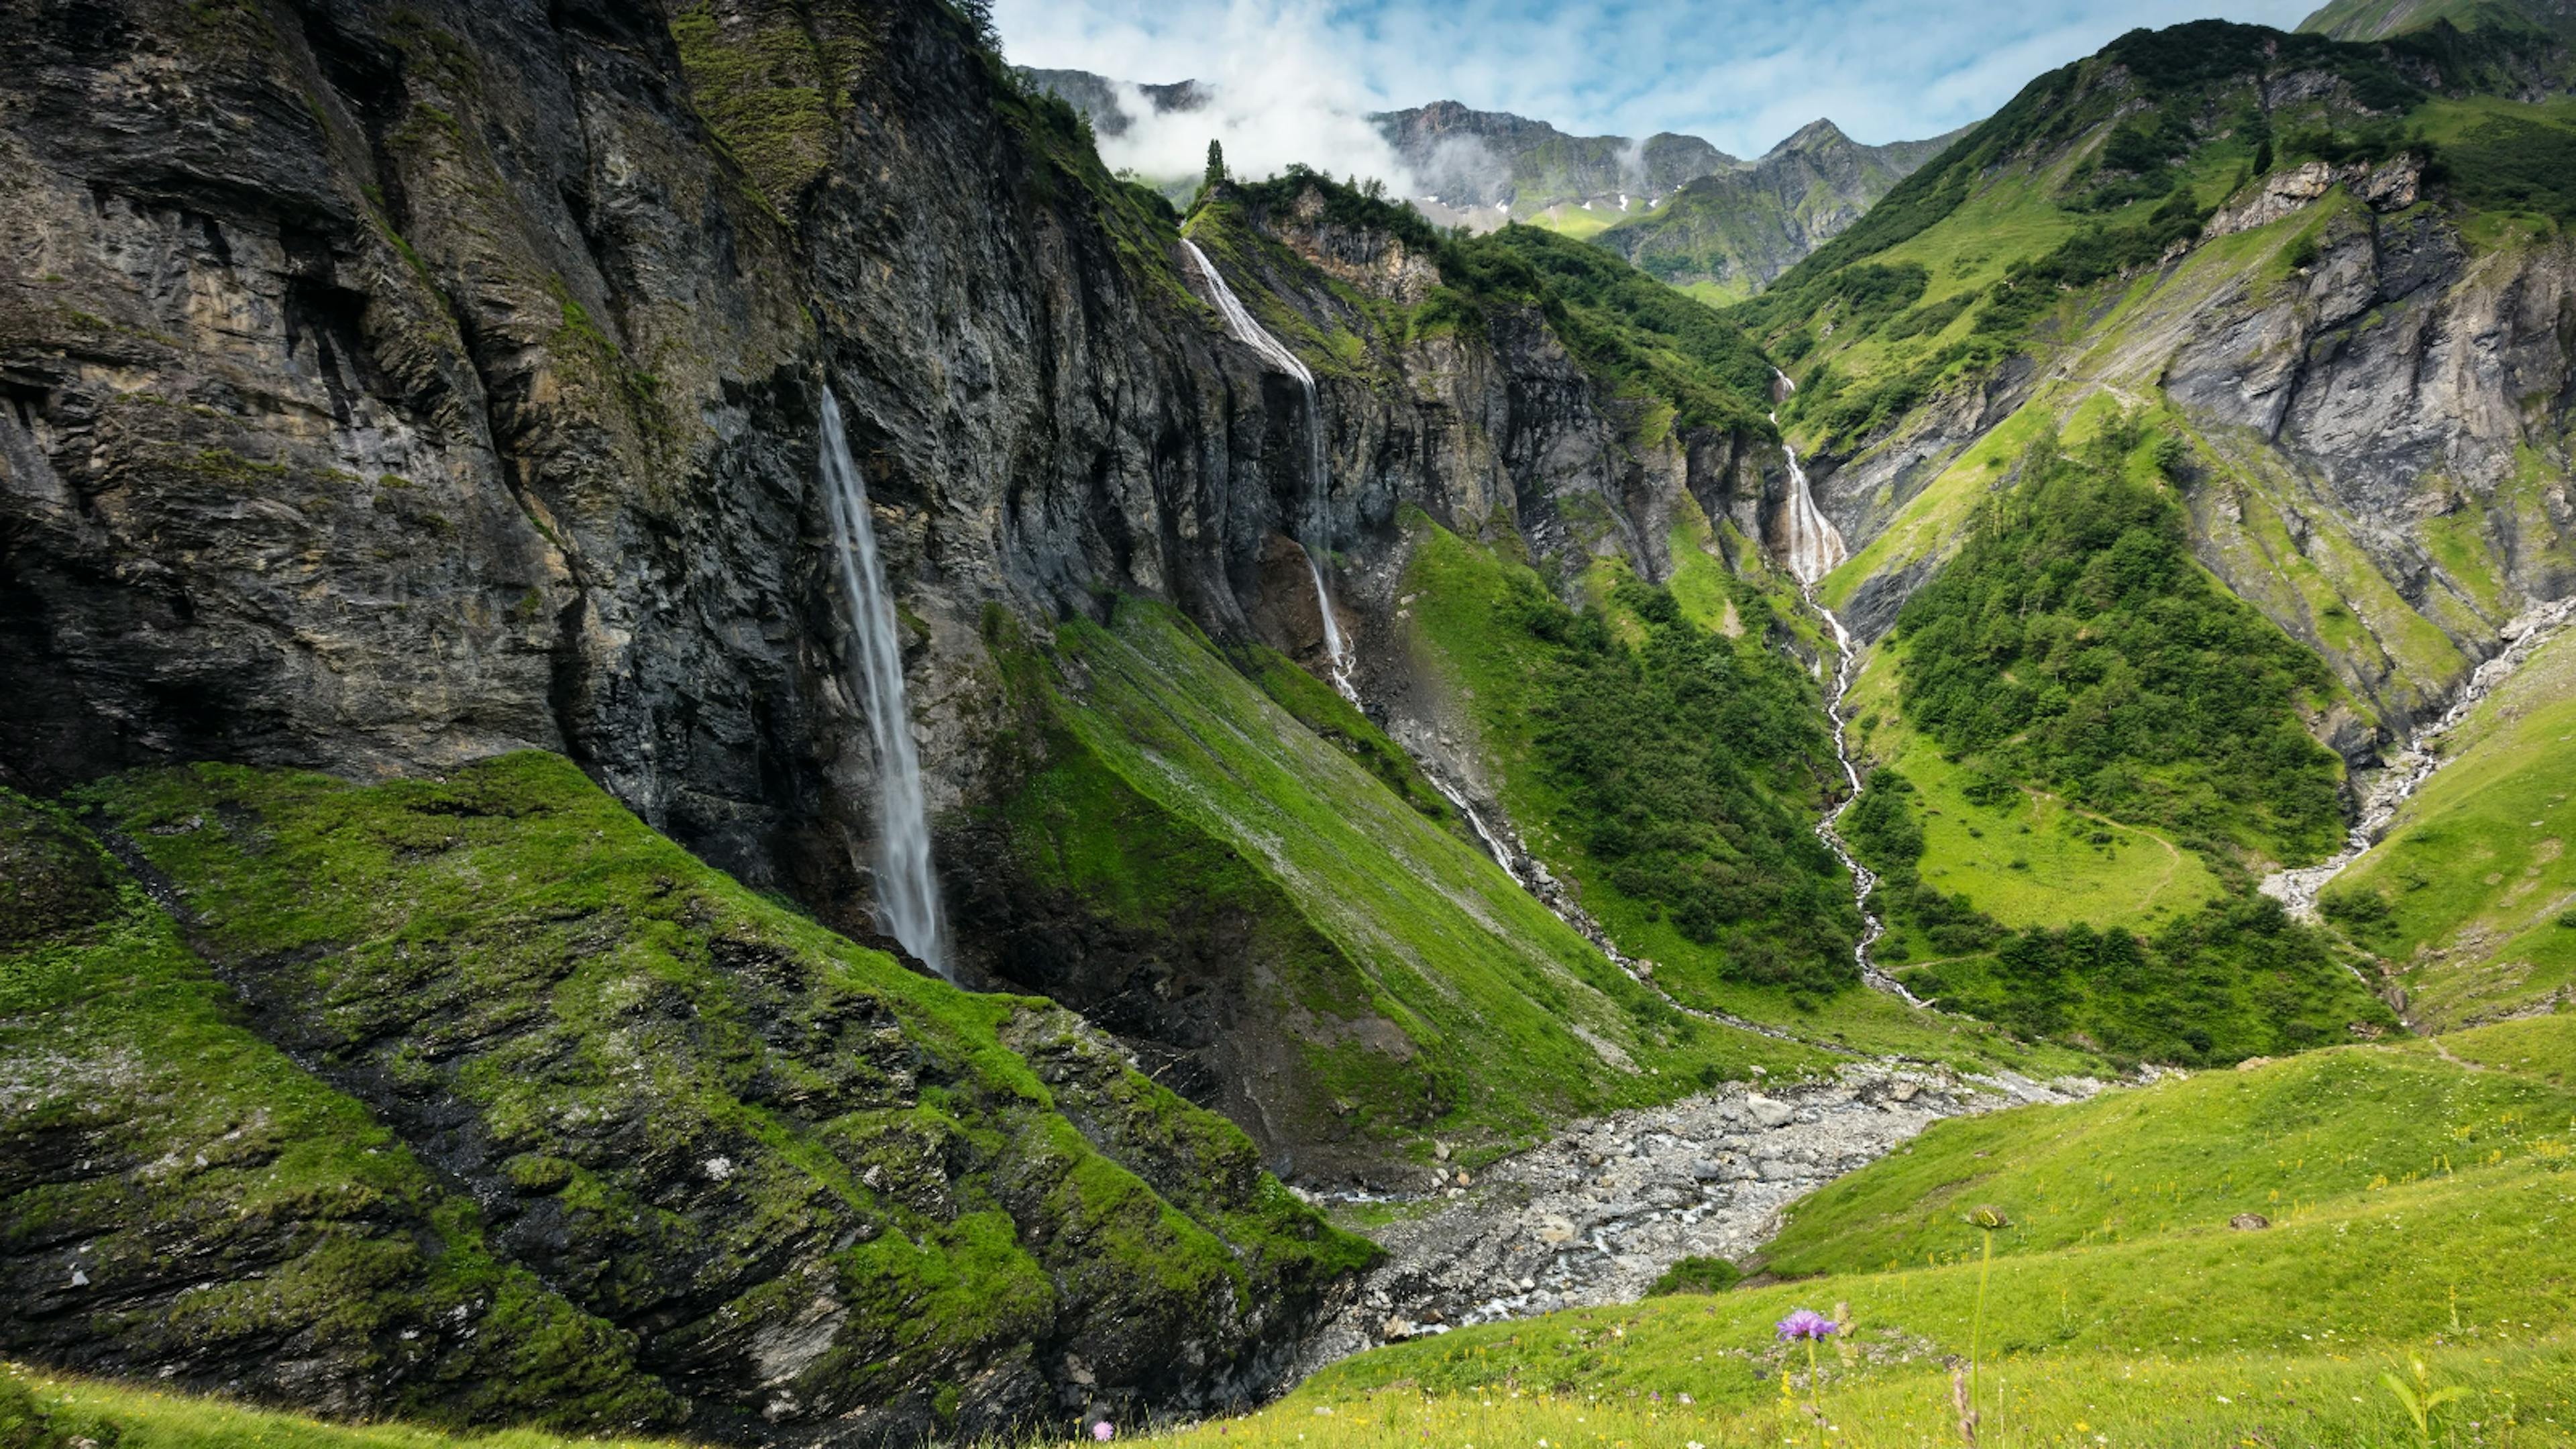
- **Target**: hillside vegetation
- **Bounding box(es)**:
[2326,629,2576,1026]
[0,759,1372,1440]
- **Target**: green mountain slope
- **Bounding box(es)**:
[2325,628,2576,1026]
[1750,22,2573,716]
[0,760,1371,1442]
[1590,121,1964,303]
[971,600,1824,1179]
[2302,0,2576,42]
[1693,17,2576,1054]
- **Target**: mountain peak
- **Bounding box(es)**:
[1772,118,1853,155]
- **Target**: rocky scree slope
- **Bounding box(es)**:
[0,756,1372,1444]
[1290,1064,2096,1368]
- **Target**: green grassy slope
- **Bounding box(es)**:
[2,758,1371,1437]
[1397,511,2097,1075]
[1232,1022,2576,1444]
[987,599,1826,1166]
[1743,24,2567,691]
[0,1362,685,1449]
[2302,0,2576,43]
[1815,419,2392,1061]
[2326,629,2576,1026]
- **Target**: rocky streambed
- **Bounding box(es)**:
[1291,1063,2100,1374]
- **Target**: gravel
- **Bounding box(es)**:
[1291,1063,2101,1374]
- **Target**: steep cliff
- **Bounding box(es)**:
[0,0,1866,1431]
[1,0,1900,1193]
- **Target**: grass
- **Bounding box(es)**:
[2328,628,2576,1026]
[1150,1022,2576,1447]
[2,1362,686,1448]
[1763,1026,2576,1274]
[989,596,1827,1163]
[1523,203,1621,241]
[1395,510,2096,1076]
[1845,641,2223,940]
[19,1025,2576,1448]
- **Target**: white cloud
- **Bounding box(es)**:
[996,0,2324,167]
[1001,0,1420,187]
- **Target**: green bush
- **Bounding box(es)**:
[1646,1255,1744,1295]
[1508,578,1861,996]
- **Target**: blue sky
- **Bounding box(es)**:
[995,0,2320,168]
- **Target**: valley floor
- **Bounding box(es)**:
[19,1018,2573,1448]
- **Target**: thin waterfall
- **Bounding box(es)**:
[1772,370,1847,586]
[1179,238,1354,699]
[818,386,951,977]
[1772,372,1913,1001]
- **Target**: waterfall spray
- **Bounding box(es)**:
[818,386,950,977]
[1179,238,1354,699]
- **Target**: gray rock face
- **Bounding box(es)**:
[0,0,1764,924]
[1813,175,2575,733]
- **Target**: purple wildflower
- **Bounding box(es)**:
[1775,1309,1839,1342]
[1093,1421,1116,1442]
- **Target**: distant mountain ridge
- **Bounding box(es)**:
[1590,119,1966,299]
[1368,97,1739,225]
[2298,0,2576,40]
[1016,68,1957,294]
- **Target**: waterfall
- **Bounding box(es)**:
[1772,375,1911,1001]
[818,387,951,977]
[1179,238,1354,699]
[1772,372,1847,586]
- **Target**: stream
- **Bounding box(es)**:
[2261,596,2576,919]
[1774,384,1917,1002]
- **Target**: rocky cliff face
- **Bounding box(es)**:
[1371,99,1735,217]
[1812,160,2576,737]
[0,0,1803,1172]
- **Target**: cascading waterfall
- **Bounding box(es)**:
[1179,238,1355,700]
[1772,373,1914,1002]
[2262,594,2576,920]
[818,386,951,977]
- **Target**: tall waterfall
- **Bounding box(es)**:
[818,387,950,977]
[1772,372,1847,586]
[1179,239,1353,698]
